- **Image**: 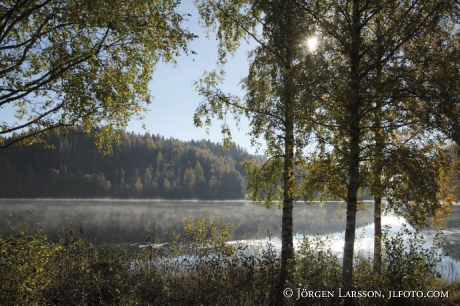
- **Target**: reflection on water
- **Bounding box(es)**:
[0,199,374,244]
[1,199,460,279]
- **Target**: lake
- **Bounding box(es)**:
[1,198,460,279]
[0,199,376,244]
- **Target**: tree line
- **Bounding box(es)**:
[0,129,249,199]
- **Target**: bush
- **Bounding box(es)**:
[295,235,342,289]
[165,216,279,305]
[0,214,60,305]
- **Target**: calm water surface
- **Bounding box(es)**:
[0,199,460,259]
[0,199,376,244]
[1,199,460,279]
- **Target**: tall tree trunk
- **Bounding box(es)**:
[275,2,296,304]
[277,119,295,303]
[342,127,360,305]
[342,1,361,305]
[374,196,382,272]
[373,101,384,274]
[372,102,384,275]
[373,16,384,273]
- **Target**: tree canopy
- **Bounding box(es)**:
[0,0,195,151]
[194,0,459,303]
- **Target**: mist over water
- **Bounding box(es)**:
[1,199,460,279]
[0,199,374,244]
[0,199,460,279]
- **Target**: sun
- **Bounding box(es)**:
[306,36,318,52]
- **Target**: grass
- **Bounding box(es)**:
[0,214,459,305]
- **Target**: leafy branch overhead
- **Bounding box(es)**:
[0,0,196,152]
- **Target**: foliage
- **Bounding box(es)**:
[48,223,131,305]
[170,216,235,257]
[0,0,195,152]
[384,143,458,229]
[292,230,452,306]
[353,226,446,306]
[193,1,460,302]
[381,225,441,291]
[401,9,460,148]
[295,235,342,293]
[193,0,318,206]
[0,213,61,305]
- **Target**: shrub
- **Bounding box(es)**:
[0,213,60,305]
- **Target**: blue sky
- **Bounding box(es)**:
[127,2,259,153]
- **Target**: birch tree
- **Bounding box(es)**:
[366,3,459,271]
[0,0,195,152]
[193,0,318,302]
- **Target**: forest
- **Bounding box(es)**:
[0,129,250,199]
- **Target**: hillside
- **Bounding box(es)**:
[0,129,253,199]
